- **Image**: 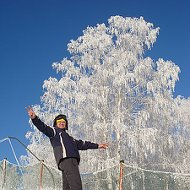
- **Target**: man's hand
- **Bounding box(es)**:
[98,143,108,149]
[26,106,36,119]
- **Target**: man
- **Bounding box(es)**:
[26,106,108,190]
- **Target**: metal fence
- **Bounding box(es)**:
[1,159,190,190]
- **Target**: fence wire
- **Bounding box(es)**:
[1,160,190,190]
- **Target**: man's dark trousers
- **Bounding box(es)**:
[59,158,82,190]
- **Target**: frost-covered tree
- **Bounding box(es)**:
[21,16,190,174]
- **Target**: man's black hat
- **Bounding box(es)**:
[53,114,68,130]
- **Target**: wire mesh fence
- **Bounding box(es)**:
[1,159,190,190]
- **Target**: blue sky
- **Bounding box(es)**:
[0,0,189,164]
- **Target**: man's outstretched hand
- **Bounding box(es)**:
[98,143,108,149]
[26,106,36,119]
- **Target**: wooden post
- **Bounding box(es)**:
[2,158,7,189]
[164,175,169,190]
[119,160,124,190]
[39,160,44,190]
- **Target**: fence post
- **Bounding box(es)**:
[164,175,169,190]
[2,158,7,189]
[119,160,124,190]
[39,160,44,190]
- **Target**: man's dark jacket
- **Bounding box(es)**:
[32,116,98,169]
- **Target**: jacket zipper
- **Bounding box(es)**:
[59,132,67,158]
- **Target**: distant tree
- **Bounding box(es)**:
[21,16,190,174]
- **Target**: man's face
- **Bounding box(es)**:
[56,118,66,129]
